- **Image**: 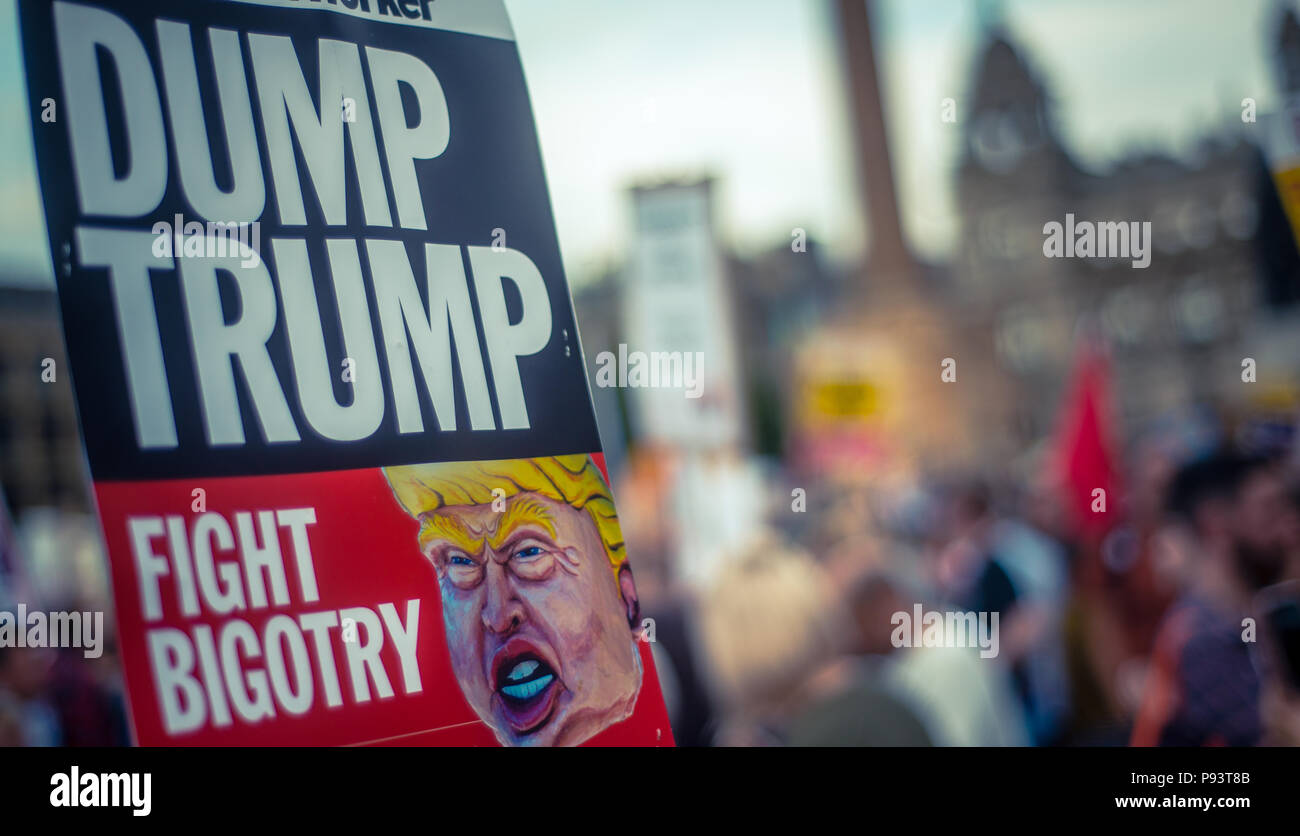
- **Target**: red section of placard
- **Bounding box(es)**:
[94,463,673,747]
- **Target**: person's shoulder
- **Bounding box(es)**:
[1165,594,1246,669]
[1150,594,1208,659]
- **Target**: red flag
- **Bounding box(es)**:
[1050,333,1123,541]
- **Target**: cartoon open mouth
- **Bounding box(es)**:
[491,642,561,735]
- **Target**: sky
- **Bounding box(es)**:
[0,0,1291,289]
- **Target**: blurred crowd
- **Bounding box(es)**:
[622,414,1300,747]
[6,401,1300,748]
[0,505,128,746]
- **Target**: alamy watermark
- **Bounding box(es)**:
[152,214,262,268]
[890,604,1000,659]
[50,767,151,817]
[0,604,104,659]
[594,344,703,399]
[1042,213,1151,268]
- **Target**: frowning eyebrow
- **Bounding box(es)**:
[419,512,482,557]
[488,496,556,552]
[417,495,557,558]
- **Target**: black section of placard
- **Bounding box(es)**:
[19,0,601,481]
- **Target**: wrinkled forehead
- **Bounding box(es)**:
[418,493,561,553]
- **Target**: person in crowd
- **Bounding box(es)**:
[786,571,933,746]
[696,533,876,745]
[0,645,60,746]
[1132,451,1292,746]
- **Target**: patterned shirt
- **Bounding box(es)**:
[1131,594,1261,747]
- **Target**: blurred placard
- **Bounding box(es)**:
[791,326,900,474]
[623,181,744,449]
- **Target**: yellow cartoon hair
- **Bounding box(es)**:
[382,455,627,577]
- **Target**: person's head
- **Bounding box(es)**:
[845,572,906,656]
[1131,437,1179,524]
[953,480,993,530]
[384,456,642,747]
[1166,450,1290,590]
[698,536,841,716]
[0,645,54,701]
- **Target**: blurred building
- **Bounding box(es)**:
[730,236,846,457]
[0,286,86,514]
[950,15,1294,458]
[573,2,1300,523]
